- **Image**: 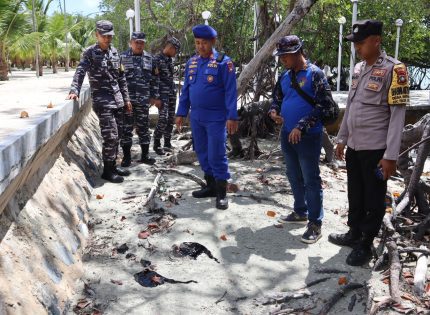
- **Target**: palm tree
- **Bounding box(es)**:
[0,0,29,80]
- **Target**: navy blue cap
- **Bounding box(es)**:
[96,20,114,36]
[131,32,146,42]
[192,24,217,39]
[273,35,303,56]
[345,20,383,42]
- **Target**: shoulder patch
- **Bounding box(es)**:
[388,64,409,106]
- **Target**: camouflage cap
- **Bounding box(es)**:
[96,20,114,36]
[273,35,303,56]
[166,37,181,51]
[131,32,146,42]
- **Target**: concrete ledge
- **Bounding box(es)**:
[0,88,91,213]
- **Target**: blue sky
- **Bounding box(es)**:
[48,0,102,16]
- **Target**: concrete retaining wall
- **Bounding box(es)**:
[0,89,102,314]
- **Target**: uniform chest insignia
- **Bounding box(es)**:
[207,63,218,68]
[189,75,193,81]
[376,57,384,65]
[371,69,387,77]
[299,78,306,87]
[366,82,380,91]
[207,75,214,83]
[369,76,383,83]
[189,65,197,69]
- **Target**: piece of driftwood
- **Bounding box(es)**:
[413,245,428,296]
[386,240,402,304]
[316,282,364,315]
[144,173,162,211]
[260,288,312,305]
[166,150,198,165]
[154,167,205,187]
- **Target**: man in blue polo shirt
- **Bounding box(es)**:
[175,24,238,210]
[270,35,334,243]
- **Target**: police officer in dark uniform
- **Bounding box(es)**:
[68,20,131,183]
[330,20,408,266]
[153,37,181,155]
[119,32,161,166]
[176,25,238,210]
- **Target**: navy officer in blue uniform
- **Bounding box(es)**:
[175,24,238,210]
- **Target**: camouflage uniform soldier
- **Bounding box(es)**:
[120,32,161,166]
[153,37,181,155]
[68,20,131,183]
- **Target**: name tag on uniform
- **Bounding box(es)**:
[371,69,386,77]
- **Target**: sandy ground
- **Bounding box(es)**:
[68,137,408,315]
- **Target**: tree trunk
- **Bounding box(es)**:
[236,0,318,96]
[0,43,9,81]
[52,57,58,74]
[38,57,43,77]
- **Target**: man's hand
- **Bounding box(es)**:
[288,128,302,144]
[175,116,183,133]
[150,98,162,109]
[226,120,239,135]
[378,159,397,180]
[125,101,132,113]
[67,93,78,100]
[335,143,346,160]
[269,109,283,125]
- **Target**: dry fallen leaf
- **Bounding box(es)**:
[120,216,126,221]
[266,210,276,217]
[338,276,348,285]
[227,183,240,193]
[393,191,401,197]
[96,194,104,200]
[110,279,123,285]
[76,299,91,310]
[220,234,227,241]
[47,101,54,108]
[19,111,29,118]
[256,168,263,173]
[274,224,284,229]
[151,275,162,284]
[138,230,151,239]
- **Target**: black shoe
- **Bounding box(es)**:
[113,161,131,177]
[192,174,216,198]
[301,222,322,244]
[121,145,132,167]
[153,138,165,155]
[328,229,361,248]
[163,137,173,151]
[139,144,156,165]
[101,161,124,183]
[215,180,229,210]
[346,244,373,266]
[277,212,308,224]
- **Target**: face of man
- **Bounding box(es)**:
[194,38,215,58]
[164,44,177,58]
[96,32,113,50]
[354,35,381,61]
[279,52,300,69]
[130,39,145,55]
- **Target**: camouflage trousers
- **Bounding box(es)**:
[95,107,124,161]
[120,103,150,146]
[154,95,176,140]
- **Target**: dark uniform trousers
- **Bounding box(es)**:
[95,107,124,161]
[122,103,150,146]
[346,148,387,242]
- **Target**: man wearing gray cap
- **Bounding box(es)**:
[330,20,408,266]
[120,32,161,166]
[153,37,181,155]
[269,35,337,244]
[68,20,132,183]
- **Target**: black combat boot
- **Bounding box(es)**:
[215,180,229,210]
[101,161,124,183]
[192,174,216,198]
[153,138,165,155]
[346,237,373,266]
[163,137,173,152]
[121,145,132,167]
[140,144,156,165]
[328,228,361,248]
[113,160,131,176]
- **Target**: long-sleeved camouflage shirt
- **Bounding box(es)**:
[270,61,334,133]
[119,48,160,105]
[153,52,176,104]
[70,43,130,110]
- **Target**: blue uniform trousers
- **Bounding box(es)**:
[191,118,230,180]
